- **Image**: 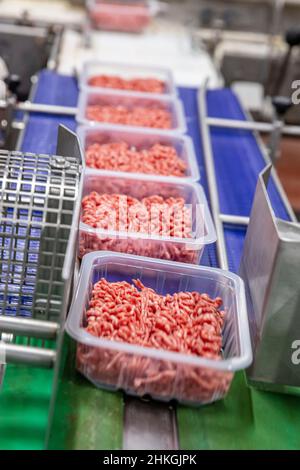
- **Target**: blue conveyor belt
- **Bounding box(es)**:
[20,70,291,273]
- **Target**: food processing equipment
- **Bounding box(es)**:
[0,0,299,452]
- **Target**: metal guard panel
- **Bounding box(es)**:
[240,165,300,389]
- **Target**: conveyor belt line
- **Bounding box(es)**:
[198,84,229,271]
[11,71,297,450]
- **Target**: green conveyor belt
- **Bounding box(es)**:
[47,336,123,450]
[178,372,300,450]
[0,365,53,450]
[0,338,54,450]
[1,338,300,449]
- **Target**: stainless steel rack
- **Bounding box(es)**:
[0,125,84,370]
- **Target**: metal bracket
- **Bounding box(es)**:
[239,165,300,393]
[56,124,85,168]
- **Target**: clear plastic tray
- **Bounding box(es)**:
[76,88,187,134]
[87,0,153,33]
[79,61,177,97]
[76,124,199,181]
[79,172,216,263]
[66,252,252,405]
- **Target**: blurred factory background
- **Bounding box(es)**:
[0,0,299,217]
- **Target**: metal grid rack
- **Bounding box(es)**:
[0,126,83,369]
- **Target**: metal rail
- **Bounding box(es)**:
[4,343,56,368]
[0,317,59,339]
[198,83,229,270]
[15,74,39,152]
[16,102,77,116]
[207,116,300,138]
[220,214,249,225]
[3,101,77,116]
[47,27,64,72]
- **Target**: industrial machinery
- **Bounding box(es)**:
[0,0,299,452]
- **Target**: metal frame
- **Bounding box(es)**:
[198,81,297,272]
[0,22,66,151]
